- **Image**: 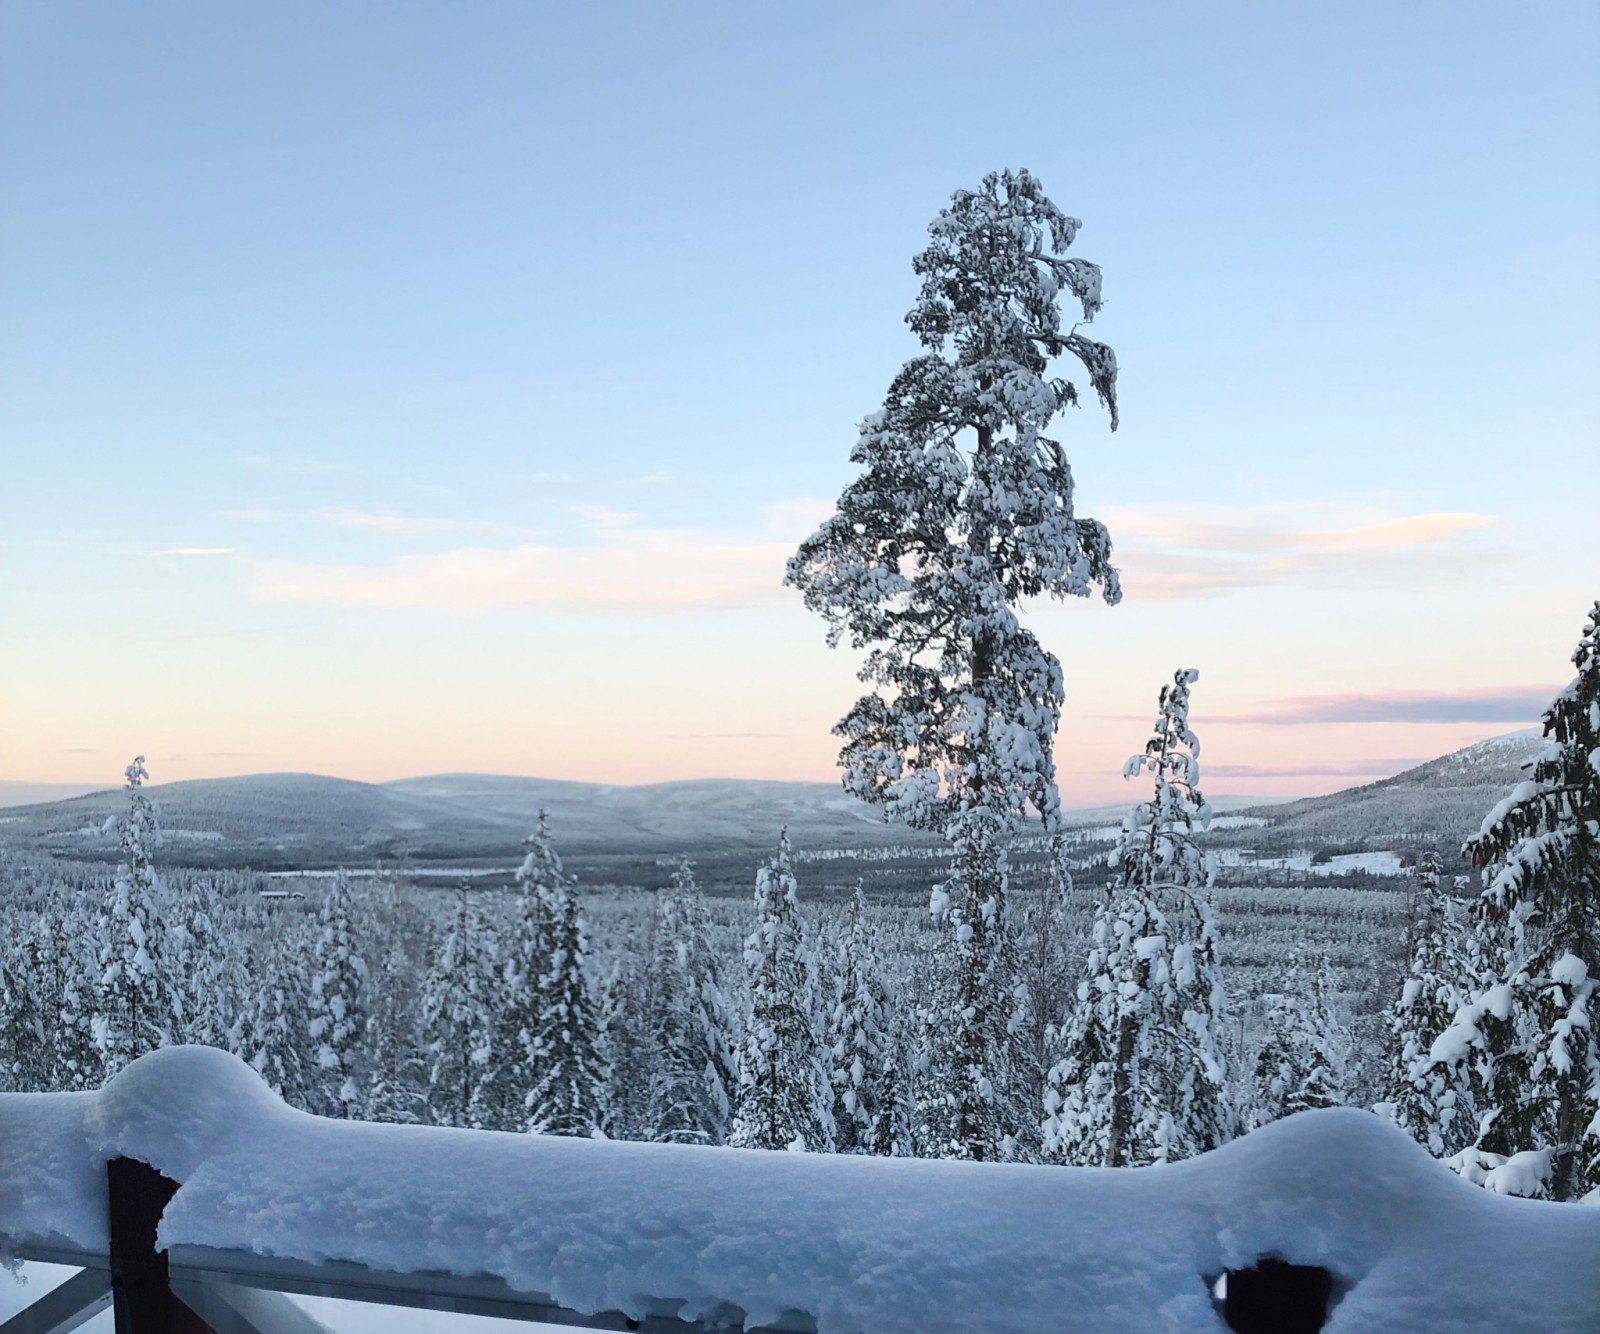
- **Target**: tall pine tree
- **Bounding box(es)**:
[787,170,1121,1160]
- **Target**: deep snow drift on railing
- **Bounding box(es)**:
[2,1047,1597,1334]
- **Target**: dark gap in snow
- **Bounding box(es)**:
[1219,1257,1333,1334]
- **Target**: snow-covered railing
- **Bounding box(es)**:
[3,1048,1598,1334]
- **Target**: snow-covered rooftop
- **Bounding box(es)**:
[3,1046,1597,1333]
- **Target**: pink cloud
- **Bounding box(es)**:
[1101,500,1500,600]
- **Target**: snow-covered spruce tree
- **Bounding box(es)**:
[472,815,559,1132]
[34,906,101,1090]
[246,938,312,1106]
[421,884,494,1128]
[827,884,901,1154]
[94,757,178,1075]
[307,869,369,1118]
[645,859,740,1145]
[1426,602,1600,1200]
[787,170,1121,1161]
[525,846,609,1138]
[1043,670,1230,1167]
[0,944,42,1091]
[172,879,242,1052]
[730,831,834,1151]
[596,955,653,1142]
[1012,840,1079,1160]
[1251,951,1353,1129]
[364,941,429,1124]
[905,971,955,1158]
[1380,854,1481,1155]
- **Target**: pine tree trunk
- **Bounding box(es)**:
[953,418,998,1163]
[1105,956,1148,1167]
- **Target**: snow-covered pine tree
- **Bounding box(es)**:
[1012,840,1079,1161]
[525,832,609,1138]
[94,757,178,1075]
[420,883,494,1128]
[787,170,1121,1161]
[644,859,740,1145]
[905,974,954,1159]
[246,937,312,1106]
[587,952,648,1141]
[1426,602,1600,1200]
[1043,670,1230,1167]
[0,943,42,1091]
[730,830,833,1151]
[1252,951,1353,1128]
[364,941,428,1124]
[680,867,740,1144]
[1380,854,1481,1155]
[35,906,101,1090]
[826,884,900,1154]
[307,869,369,1117]
[171,879,242,1052]
[472,815,559,1132]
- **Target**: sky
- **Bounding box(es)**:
[2,1,1596,808]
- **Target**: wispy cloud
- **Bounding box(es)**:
[1103,500,1499,600]
[1212,686,1558,726]
[316,508,534,538]
[568,504,640,530]
[223,507,535,538]
[245,501,830,611]
[146,546,235,557]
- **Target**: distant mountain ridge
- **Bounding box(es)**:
[0,770,932,869]
[0,731,1548,874]
[1230,729,1547,856]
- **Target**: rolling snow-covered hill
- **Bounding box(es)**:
[0,731,1546,882]
[0,770,940,872]
[1222,730,1546,861]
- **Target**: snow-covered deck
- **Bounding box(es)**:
[3,1047,1597,1333]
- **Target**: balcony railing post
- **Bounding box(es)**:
[106,1158,214,1334]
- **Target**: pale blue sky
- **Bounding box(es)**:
[3,2,1596,803]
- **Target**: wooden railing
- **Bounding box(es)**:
[4,1157,813,1334]
[2,1154,1337,1334]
